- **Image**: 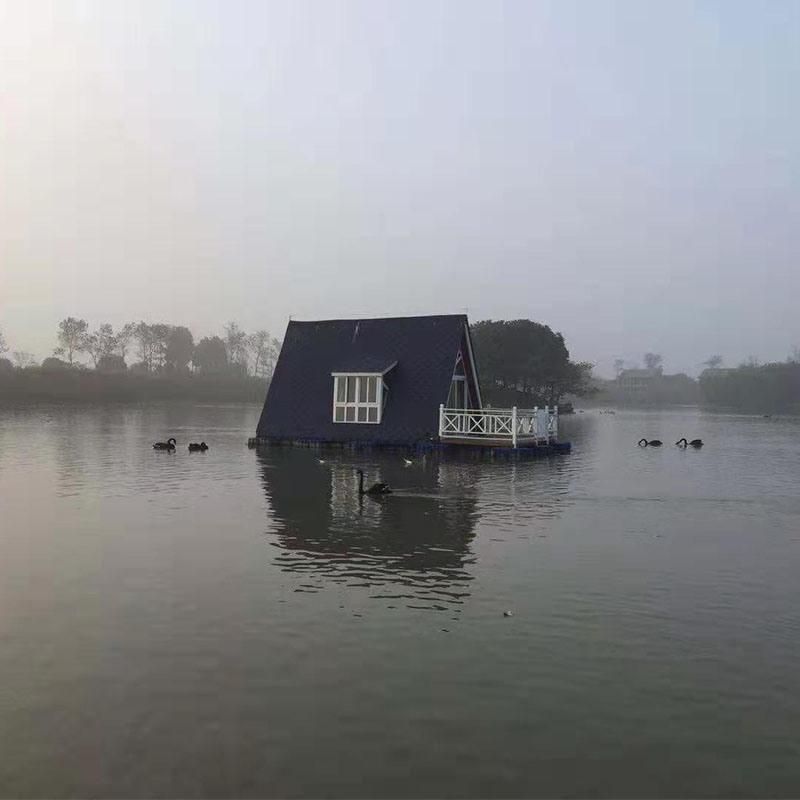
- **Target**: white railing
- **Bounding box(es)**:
[438,405,558,447]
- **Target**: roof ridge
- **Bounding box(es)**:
[288,313,467,324]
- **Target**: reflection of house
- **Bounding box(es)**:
[256,315,482,446]
[618,368,661,397]
[258,449,478,608]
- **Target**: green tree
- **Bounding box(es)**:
[41,357,70,371]
[0,328,7,356]
[55,317,89,365]
[97,354,127,372]
[166,326,194,372]
[193,336,228,373]
[704,355,723,369]
[470,319,594,406]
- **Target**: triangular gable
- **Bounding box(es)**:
[257,314,477,445]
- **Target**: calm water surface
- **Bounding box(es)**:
[1,404,799,797]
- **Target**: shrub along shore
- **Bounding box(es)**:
[0,367,267,406]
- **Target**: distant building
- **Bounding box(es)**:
[618,368,661,398]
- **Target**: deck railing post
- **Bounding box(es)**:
[439,403,445,438]
[512,406,518,448]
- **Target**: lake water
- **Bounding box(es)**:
[1,403,800,797]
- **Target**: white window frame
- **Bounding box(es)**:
[447,352,470,409]
[331,373,384,424]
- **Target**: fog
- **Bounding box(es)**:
[1,0,797,376]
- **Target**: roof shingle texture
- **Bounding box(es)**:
[257,315,468,445]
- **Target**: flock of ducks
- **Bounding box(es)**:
[638,437,704,448]
[153,438,208,452]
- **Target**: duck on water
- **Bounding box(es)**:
[188,442,209,452]
[638,439,663,447]
[676,437,704,448]
[357,469,391,495]
[153,437,177,451]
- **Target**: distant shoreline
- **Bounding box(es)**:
[0,369,268,406]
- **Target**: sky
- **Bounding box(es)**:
[1,0,798,376]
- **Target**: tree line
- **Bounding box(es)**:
[0,319,281,379]
[699,357,800,413]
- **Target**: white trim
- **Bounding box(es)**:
[447,374,468,410]
[331,360,397,378]
[462,322,483,409]
[332,373,384,424]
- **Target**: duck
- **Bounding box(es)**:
[357,469,391,495]
[153,437,177,451]
[188,442,208,452]
[638,439,663,447]
[676,438,703,448]
[403,457,413,466]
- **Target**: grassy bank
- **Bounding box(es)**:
[0,368,268,405]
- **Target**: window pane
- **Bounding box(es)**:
[335,406,344,422]
[367,376,377,402]
[336,377,345,402]
[345,406,355,421]
[346,377,355,402]
[367,406,378,422]
[357,406,367,422]
[358,377,368,403]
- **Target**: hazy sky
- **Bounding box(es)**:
[1,0,798,375]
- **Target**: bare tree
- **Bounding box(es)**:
[224,322,248,370]
[12,351,37,368]
[788,346,800,364]
[54,317,89,365]
[150,324,171,372]
[84,323,118,368]
[703,355,723,369]
[267,337,282,378]
[246,330,272,377]
[116,322,137,362]
[613,358,625,378]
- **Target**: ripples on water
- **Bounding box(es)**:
[1,403,800,797]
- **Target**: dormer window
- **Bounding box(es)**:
[332,374,384,423]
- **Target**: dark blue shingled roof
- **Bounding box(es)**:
[257,314,473,446]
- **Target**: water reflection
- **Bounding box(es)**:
[258,449,479,610]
